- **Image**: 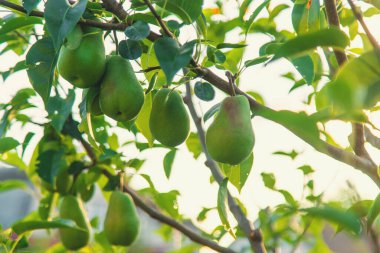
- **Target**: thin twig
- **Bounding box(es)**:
[183,69,267,253]
[143,0,174,38]
[347,0,380,49]
[225,71,236,96]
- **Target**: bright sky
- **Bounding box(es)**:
[1,0,380,252]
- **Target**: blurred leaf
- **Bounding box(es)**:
[124,21,150,41]
[23,0,41,14]
[292,0,320,34]
[217,178,235,238]
[297,165,314,175]
[0,152,27,170]
[244,0,270,35]
[197,207,214,222]
[154,0,203,24]
[194,81,215,101]
[244,55,270,68]
[290,54,314,85]
[272,28,349,60]
[12,219,85,235]
[302,205,361,234]
[0,180,27,193]
[207,46,226,64]
[22,132,35,157]
[44,0,88,49]
[163,149,176,179]
[367,193,380,231]
[155,190,180,218]
[216,43,247,49]
[0,16,42,35]
[154,38,195,84]
[0,137,19,154]
[273,149,299,160]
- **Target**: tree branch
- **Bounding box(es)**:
[183,70,267,253]
[143,0,174,38]
[347,0,380,49]
[95,168,235,253]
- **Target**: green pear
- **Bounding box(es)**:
[99,55,145,121]
[104,191,140,246]
[206,95,254,165]
[59,196,91,250]
[149,88,190,147]
[58,25,106,88]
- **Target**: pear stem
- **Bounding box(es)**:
[225,71,236,96]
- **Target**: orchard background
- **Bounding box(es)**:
[0,0,379,252]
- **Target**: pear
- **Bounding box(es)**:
[58,25,106,88]
[59,196,91,250]
[99,55,144,121]
[149,88,190,147]
[206,95,254,165]
[104,191,140,246]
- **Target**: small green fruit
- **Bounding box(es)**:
[99,55,145,121]
[104,191,140,246]
[59,196,91,250]
[149,88,190,147]
[58,25,106,88]
[206,95,254,165]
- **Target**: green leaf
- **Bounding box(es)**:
[0,180,27,193]
[119,39,142,60]
[297,165,314,175]
[141,41,167,87]
[154,38,195,84]
[26,37,58,105]
[277,189,297,206]
[36,149,66,184]
[194,82,215,101]
[321,49,380,112]
[301,206,361,234]
[163,149,176,179]
[0,152,27,170]
[154,0,203,24]
[207,46,226,64]
[220,153,253,192]
[44,0,88,49]
[0,16,43,35]
[256,108,320,146]
[290,54,314,85]
[244,0,270,35]
[217,178,235,238]
[244,55,270,68]
[203,103,221,122]
[124,21,150,41]
[261,172,276,189]
[0,137,19,154]
[46,89,75,132]
[367,193,380,231]
[273,149,299,160]
[272,28,350,60]
[23,0,41,14]
[216,43,247,49]
[135,92,154,146]
[185,132,202,159]
[155,190,180,218]
[12,219,85,235]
